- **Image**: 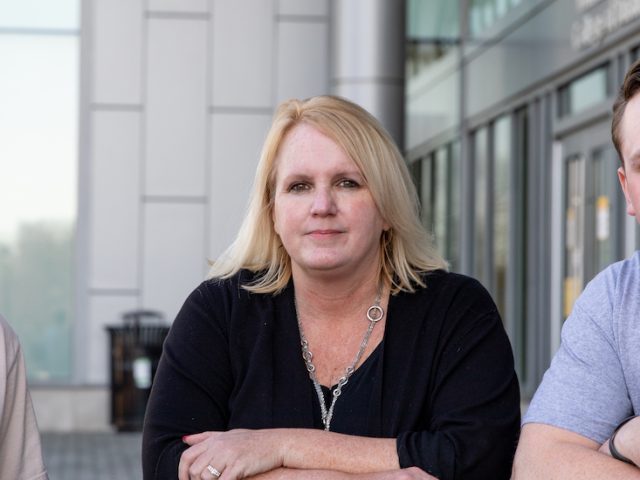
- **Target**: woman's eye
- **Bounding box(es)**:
[289,183,309,193]
[338,179,360,188]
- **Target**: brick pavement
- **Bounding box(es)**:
[41,432,143,480]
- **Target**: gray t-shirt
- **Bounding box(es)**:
[524,251,640,444]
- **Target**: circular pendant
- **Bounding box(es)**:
[367,305,384,322]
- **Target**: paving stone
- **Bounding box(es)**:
[41,432,143,480]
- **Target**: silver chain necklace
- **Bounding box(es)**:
[295,286,384,431]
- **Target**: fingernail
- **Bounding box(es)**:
[182,435,188,442]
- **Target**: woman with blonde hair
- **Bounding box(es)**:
[142,95,520,480]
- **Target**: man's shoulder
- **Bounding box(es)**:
[594,250,640,285]
[576,251,640,317]
[522,252,640,443]
[612,250,640,287]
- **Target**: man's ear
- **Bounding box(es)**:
[618,166,636,217]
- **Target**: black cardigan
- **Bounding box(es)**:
[142,270,520,479]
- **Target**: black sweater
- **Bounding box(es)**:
[142,270,520,479]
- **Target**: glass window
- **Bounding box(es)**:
[563,155,584,319]
[493,116,511,317]
[473,127,489,284]
[482,2,496,28]
[406,0,459,78]
[468,0,530,37]
[0,5,79,381]
[496,0,509,17]
[433,148,448,253]
[420,154,435,233]
[409,159,422,197]
[591,147,615,276]
[512,107,528,386]
[558,65,610,117]
[416,143,461,269]
[407,0,459,39]
[0,0,79,30]
[471,113,530,389]
[448,141,461,270]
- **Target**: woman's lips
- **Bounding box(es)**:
[307,229,343,237]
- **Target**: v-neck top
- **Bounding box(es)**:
[311,341,383,434]
[142,270,520,480]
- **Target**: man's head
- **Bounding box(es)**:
[612,59,640,222]
[612,59,640,166]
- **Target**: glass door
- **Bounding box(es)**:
[563,153,584,318]
[560,124,624,319]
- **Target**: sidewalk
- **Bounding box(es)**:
[41,432,143,480]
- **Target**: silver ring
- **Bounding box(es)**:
[207,465,222,477]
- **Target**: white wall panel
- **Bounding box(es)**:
[148,0,209,13]
[211,0,274,108]
[142,203,206,321]
[86,295,138,384]
[145,18,208,196]
[209,112,271,259]
[278,0,328,16]
[276,21,329,103]
[93,0,143,104]
[89,111,141,289]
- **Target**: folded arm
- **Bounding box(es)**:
[179,429,440,480]
[513,423,640,479]
[246,466,435,480]
[599,415,640,466]
[179,429,398,478]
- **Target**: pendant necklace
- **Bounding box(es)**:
[295,285,385,431]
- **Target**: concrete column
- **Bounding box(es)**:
[331,0,406,148]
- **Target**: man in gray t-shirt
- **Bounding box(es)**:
[513,60,640,478]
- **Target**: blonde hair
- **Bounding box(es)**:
[209,95,447,293]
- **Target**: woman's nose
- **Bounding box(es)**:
[310,187,337,215]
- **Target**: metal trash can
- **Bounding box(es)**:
[106,310,169,431]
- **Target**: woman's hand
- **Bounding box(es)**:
[179,429,286,480]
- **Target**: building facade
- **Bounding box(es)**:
[12,0,640,431]
[407,0,640,397]
[23,0,406,431]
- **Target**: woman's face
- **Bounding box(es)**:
[272,123,388,279]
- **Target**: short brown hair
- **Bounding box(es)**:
[612,59,640,166]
